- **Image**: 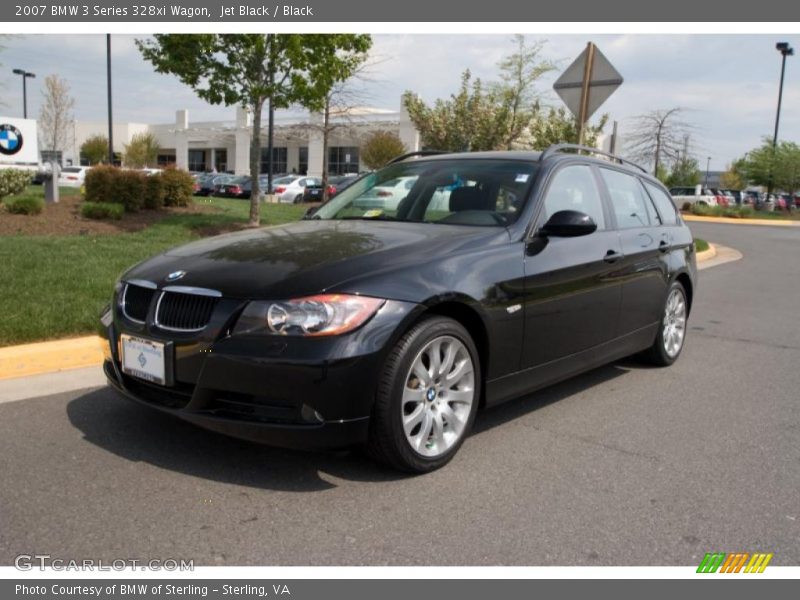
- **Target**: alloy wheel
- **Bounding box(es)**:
[401,335,475,458]
[663,287,687,358]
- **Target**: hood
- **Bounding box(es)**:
[122,219,508,299]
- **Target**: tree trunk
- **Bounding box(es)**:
[249,99,264,227]
[321,100,331,203]
[654,121,663,176]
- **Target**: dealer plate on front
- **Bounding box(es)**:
[120,334,166,385]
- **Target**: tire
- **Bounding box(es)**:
[641,281,688,366]
[367,316,481,473]
[293,194,303,204]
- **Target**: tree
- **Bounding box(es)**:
[138,34,371,226]
[38,74,75,159]
[738,138,800,194]
[719,161,745,190]
[293,35,372,200]
[524,105,607,150]
[403,71,516,152]
[80,134,110,165]
[492,35,557,149]
[361,131,407,169]
[625,108,694,175]
[403,37,606,153]
[664,157,701,188]
[123,132,160,168]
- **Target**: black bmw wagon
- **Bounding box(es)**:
[101,145,697,472]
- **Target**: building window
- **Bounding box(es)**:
[298,147,308,175]
[157,154,176,167]
[214,149,227,172]
[328,146,359,175]
[260,147,287,174]
[40,150,63,166]
[188,150,207,172]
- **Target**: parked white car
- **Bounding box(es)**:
[352,176,417,211]
[57,166,91,188]
[669,185,718,209]
[272,175,322,204]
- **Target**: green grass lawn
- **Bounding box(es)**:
[694,238,709,253]
[0,198,306,346]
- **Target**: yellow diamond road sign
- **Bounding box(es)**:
[553,45,623,120]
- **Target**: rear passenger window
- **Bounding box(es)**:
[542,165,606,230]
[600,168,652,229]
[644,181,679,225]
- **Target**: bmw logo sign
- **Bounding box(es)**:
[0,124,23,156]
[165,270,186,282]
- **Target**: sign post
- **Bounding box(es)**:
[553,42,623,147]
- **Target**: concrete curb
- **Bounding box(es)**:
[0,335,104,381]
[683,214,800,227]
[696,243,717,263]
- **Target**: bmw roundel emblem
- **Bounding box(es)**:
[166,270,186,282]
[0,124,23,156]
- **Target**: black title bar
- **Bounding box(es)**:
[4,0,800,22]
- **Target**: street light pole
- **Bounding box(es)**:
[768,42,794,202]
[12,69,36,118]
[705,157,711,188]
[106,34,115,165]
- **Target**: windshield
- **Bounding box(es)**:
[313,159,537,226]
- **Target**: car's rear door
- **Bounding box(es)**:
[598,167,669,336]
[521,162,623,369]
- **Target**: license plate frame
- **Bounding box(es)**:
[120,334,168,386]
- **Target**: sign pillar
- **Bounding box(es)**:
[577,42,596,145]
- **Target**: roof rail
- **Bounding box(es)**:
[386,150,446,165]
[540,143,647,173]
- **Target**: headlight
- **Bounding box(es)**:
[234,294,385,337]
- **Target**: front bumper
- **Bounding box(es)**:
[101,298,419,450]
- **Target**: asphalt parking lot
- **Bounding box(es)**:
[1,220,798,566]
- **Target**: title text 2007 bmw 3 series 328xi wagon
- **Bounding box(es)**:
[100,145,697,473]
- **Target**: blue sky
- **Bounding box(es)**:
[1,33,798,171]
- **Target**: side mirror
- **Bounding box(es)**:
[303,205,319,219]
[539,210,597,237]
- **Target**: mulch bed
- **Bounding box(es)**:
[0,194,221,236]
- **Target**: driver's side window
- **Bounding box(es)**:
[541,165,606,230]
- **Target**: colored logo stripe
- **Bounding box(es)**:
[697,552,773,573]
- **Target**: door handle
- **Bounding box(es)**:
[604,250,623,263]
[658,240,670,253]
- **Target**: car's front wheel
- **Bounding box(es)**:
[642,281,688,366]
[367,316,480,473]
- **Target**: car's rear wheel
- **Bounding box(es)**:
[367,316,480,473]
[293,194,303,204]
[641,281,688,366]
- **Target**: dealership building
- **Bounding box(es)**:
[62,100,422,176]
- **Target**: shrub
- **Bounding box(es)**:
[0,169,33,201]
[115,169,148,212]
[84,165,118,204]
[144,173,166,209]
[160,166,194,207]
[4,195,44,215]
[81,201,124,220]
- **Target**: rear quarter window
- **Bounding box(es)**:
[643,181,679,225]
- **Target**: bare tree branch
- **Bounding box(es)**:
[624,107,696,175]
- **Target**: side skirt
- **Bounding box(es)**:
[485,324,658,407]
